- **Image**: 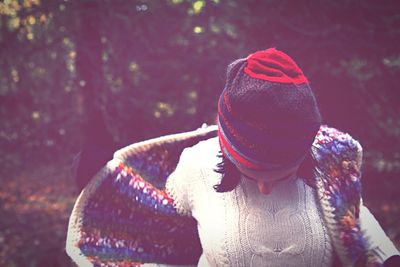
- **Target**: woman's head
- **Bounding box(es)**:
[214,48,321,193]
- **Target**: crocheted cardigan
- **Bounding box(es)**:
[66,125,381,267]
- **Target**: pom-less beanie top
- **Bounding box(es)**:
[218,48,321,170]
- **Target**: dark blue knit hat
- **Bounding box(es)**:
[218,48,322,170]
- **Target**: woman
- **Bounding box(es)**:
[164,48,399,266]
[66,48,399,267]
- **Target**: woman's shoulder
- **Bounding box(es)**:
[178,136,222,186]
[182,136,220,164]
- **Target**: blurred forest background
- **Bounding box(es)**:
[1,0,400,266]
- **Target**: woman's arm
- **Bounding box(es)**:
[165,146,197,216]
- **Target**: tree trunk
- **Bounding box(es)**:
[73,1,115,190]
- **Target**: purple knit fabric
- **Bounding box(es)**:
[218,49,322,170]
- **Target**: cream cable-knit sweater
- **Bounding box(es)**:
[164,137,399,267]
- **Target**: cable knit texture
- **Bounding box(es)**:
[166,137,333,267]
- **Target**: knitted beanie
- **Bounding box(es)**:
[218,48,322,170]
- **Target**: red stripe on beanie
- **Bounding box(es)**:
[223,91,232,112]
[218,128,265,170]
[244,48,308,84]
[218,93,252,148]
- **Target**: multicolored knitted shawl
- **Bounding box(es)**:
[66,125,381,267]
[312,126,381,267]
